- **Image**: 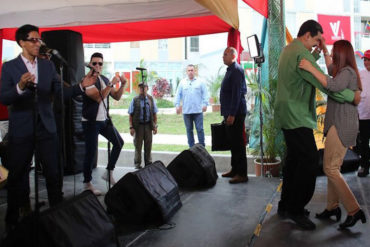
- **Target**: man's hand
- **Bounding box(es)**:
[130,128,135,136]
[18,72,35,90]
[176,106,181,115]
[226,115,235,126]
[111,76,120,86]
[119,74,127,88]
[153,127,158,135]
[202,106,207,112]
[81,70,98,88]
[353,90,362,106]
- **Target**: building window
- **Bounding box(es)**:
[130,41,140,48]
[158,39,168,50]
[190,36,199,52]
[83,43,110,48]
[94,43,110,48]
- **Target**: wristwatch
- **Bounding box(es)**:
[108,82,113,88]
[129,126,134,129]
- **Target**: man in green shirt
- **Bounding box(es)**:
[274,20,360,230]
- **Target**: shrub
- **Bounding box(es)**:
[152,78,170,99]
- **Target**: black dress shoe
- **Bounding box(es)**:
[316,207,341,222]
[357,167,369,177]
[288,214,316,230]
[221,171,235,178]
[339,209,366,229]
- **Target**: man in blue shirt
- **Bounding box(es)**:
[175,65,209,147]
[128,82,158,169]
[220,47,248,184]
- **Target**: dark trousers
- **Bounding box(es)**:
[359,120,370,169]
[82,120,124,183]
[225,114,247,176]
[280,127,318,215]
[6,121,62,225]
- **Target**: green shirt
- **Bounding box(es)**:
[274,39,355,130]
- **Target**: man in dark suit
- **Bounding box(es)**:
[220,47,248,184]
[0,24,96,231]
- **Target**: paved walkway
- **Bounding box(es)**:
[99,133,212,146]
[106,107,214,146]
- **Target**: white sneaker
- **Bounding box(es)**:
[101,170,116,185]
[83,182,102,196]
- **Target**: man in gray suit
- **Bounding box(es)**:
[0,24,96,231]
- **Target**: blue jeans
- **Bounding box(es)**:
[82,120,124,183]
[183,113,205,147]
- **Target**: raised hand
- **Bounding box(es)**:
[18,72,35,90]
[81,69,98,88]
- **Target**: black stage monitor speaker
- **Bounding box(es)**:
[317,148,360,175]
[3,190,118,247]
[105,161,182,225]
[167,144,218,188]
[41,30,88,174]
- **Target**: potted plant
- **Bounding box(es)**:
[207,66,225,112]
[246,72,285,177]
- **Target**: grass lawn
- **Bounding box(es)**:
[98,142,230,155]
[111,112,224,135]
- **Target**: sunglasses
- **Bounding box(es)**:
[92,62,103,66]
[24,38,43,44]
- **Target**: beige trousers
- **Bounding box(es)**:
[323,126,360,214]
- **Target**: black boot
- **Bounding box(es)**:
[358,167,369,177]
[316,207,341,222]
[339,209,366,229]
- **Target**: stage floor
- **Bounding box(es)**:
[0,166,369,247]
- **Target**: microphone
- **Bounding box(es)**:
[136,67,147,71]
[40,40,69,66]
[51,49,69,66]
[25,81,36,91]
[85,63,99,75]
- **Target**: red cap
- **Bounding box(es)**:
[363,50,370,59]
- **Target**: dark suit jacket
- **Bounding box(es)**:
[220,62,247,117]
[0,55,84,138]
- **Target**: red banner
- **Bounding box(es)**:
[242,0,268,18]
[317,14,351,45]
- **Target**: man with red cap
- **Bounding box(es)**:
[357,50,370,177]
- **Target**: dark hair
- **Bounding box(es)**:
[297,20,323,37]
[90,52,103,61]
[15,24,39,46]
[332,40,362,90]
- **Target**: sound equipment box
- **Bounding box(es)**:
[167,144,218,188]
[3,190,118,247]
[105,161,182,226]
[317,148,360,175]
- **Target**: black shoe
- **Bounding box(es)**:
[339,209,366,229]
[288,214,316,230]
[316,207,341,222]
[357,167,369,177]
